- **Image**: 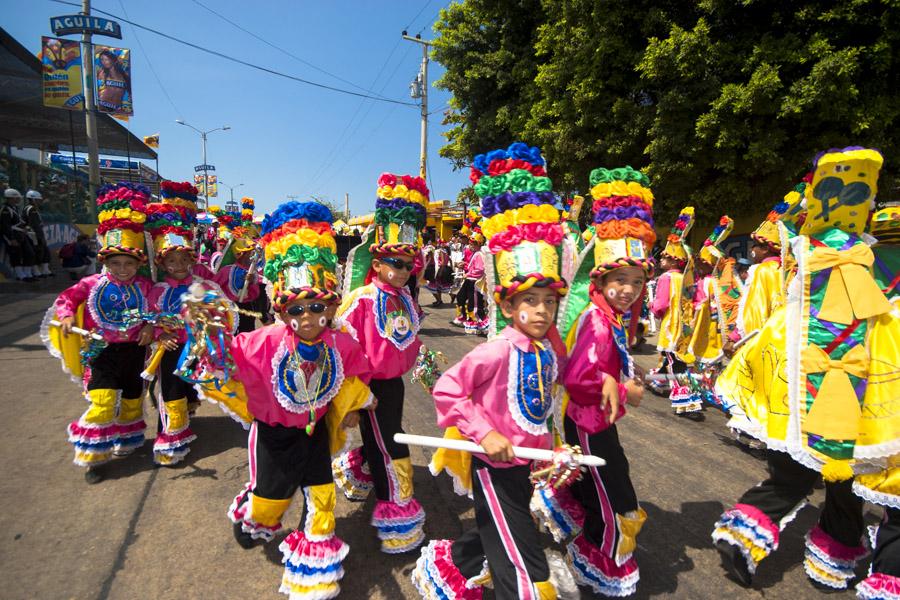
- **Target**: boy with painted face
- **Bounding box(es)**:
[43,183,154,483]
[531,166,654,597]
[198,201,373,599]
[145,181,229,465]
[414,142,566,600]
[332,173,428,554]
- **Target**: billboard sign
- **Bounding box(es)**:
[41,37,84,110]
[94,45,133,116]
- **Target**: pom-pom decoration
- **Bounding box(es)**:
[371,173,429,257]
[95,182,150,261]
[146,181,199,262]
[471,142,567,302]
[661,206,695,263]
[259,201,339,310]
[588,166,657,277]
[698,215,734,267]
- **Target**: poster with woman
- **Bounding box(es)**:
[94,45,133,116]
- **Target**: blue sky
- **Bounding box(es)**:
[5,0,469,217]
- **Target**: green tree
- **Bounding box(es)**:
[433,0,545,169]
[639,0,900,221]
[433,0,900,225]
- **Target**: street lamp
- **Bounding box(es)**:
[219,181,244,212]
[175,119,231,210]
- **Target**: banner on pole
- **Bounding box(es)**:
[41,36,84,110]
[94,45,133,116]
[193,174,218,197]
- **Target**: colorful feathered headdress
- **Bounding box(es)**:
[698,216,734,266]
[95,182,148,262]
[146,181,198,261]
[662,206,695,263]
[472,142,567,302]
[259,201,339,311]
[588,166,656,276]
[372,173,429,256]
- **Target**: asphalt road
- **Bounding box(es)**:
[0,289,879,599]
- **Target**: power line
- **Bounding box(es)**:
[404,0,435,32]
[301,41,414,194]
[189,0,394,102]
[48,0,416,107]
[116,0,181,116]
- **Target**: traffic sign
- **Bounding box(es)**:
[194,164,215,172]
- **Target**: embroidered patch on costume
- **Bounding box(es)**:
[507,344,556,435]
[375,288,419,349]
[89,277,144,330]
[272,340,343,415]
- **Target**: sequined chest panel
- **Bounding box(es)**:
[507,342,557,436]
[374,288,419,350]
[160,284,189,314]
[228,266,247,298]
[271,339,344,415]
[88,276,146,331]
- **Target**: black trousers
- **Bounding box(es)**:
[359,377,410,502]
[158,344,199,403]
[241,420,333,528]
[871,507,900,577]
[451,458,550,600]
[565,417,639,552]
[87,342,146,398]
[456,279,485,320]
[738,449,864,548]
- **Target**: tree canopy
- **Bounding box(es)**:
[433,0,900,225]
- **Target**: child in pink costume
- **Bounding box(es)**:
[532,166,655,596]
[43,182,154,484]
[333,172,429,554]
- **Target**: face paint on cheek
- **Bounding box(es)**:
[318,316,327,327]
[289,320,299,332]
[607,288,618,300]
[387,270,395,280]
[518,310,529,324]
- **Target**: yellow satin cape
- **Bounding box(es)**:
[42,304,87,383]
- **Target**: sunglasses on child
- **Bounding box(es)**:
[380,257,414,271]
[286,303,328,316]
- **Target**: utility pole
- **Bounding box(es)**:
[344,192,350,221]
[81,0,100,219]
[402,32,432,180]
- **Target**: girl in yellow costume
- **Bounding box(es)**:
[713,147,896,593]
[648,207,699,414]
[684,216,734,411]
[852,205,900,600]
